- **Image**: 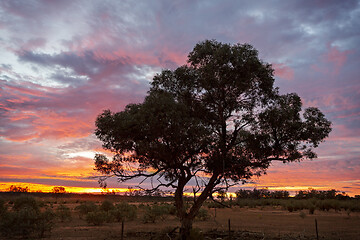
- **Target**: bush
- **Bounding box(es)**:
[0,196,55,239]
[316,200,331,211]
[13,195,39,212]
[0,207,38,238]
[37,208,56,238]
[100,200,114,212]
[349,201,360,212]
[111,202,137,222]
[56,204,72,222]
[287,203,294,212]
[142,204,169,223]
[195,208,209,221]
[308,204,316,214]
[0,198,5,215]
[86,211,108,226]
[75,201,98,218]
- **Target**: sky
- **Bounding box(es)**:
[0,0,359,196]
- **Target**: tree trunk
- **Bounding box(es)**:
[176,172,220,239]
[180,217,193,240]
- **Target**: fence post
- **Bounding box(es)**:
[228,218,231,239]
[315,219,319,240]
[121,220,124,240]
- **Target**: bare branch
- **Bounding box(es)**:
[208,195,231,208]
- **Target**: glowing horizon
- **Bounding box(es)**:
[0,181,358,197]
[0,182,132,194]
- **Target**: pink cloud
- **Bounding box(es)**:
[311,45,351,76]
[21,38,47,51]
[272,63,294,80]
[325,45,350,74]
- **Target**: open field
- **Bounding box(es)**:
[1,193,359,240]
[47,207,360,240]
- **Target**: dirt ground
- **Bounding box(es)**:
[43,205,360,240]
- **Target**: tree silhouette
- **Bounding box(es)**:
[94,40,331,239]
[8,185,29,193]
[51,186,66,194]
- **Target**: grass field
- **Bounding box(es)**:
[1,193,359,239]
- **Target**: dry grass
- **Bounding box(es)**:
[47,204,360,239]
[1,195,359,240]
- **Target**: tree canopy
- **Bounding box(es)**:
[94,39,331,239]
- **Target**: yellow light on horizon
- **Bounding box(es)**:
[0,182,131,194]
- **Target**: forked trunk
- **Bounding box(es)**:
[180,217,193,240]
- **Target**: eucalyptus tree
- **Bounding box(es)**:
[94,40,331,239]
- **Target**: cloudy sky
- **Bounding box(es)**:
[0,0,359,195]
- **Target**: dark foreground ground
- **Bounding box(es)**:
[41,207,359,240]
[1,193,359,240]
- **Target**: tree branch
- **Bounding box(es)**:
[208,195,231,208]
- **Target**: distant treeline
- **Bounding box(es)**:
[235,188,358,200]
[3,185,359,200]
[235,189,289,199]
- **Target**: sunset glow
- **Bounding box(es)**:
[0,182,130,194]
[0,1,359,196]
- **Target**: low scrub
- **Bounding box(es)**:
[75,201,98,218]
[56,204,72,222]
[85,211,109,226]
[100,200,115,212]
[0,196,55,238]
[195,208,209,221]
[111,202,137,222]
[142,203,173,223]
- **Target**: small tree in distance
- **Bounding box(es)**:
[8,185,29,193]
[94,40,331,239]
[52,186,66,194]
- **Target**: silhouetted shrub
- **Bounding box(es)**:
[142,204,170,223]
[316,200,331,211]
[100,200,114,212]
[195,208,209,221]
[0,198,5,215]
[308,204,316,214]
[235,188,289,200]
[36,208,56,238]
[86,211,108,226]
[75,201,98,218]
[0,196,54,238]
[13,195,39,212]
[287,204,294,212]
[56,204,72,222]
[111,202,137,222]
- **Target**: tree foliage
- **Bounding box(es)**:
[8,185,29,193]
[94,39,331,239]
[236,188,290,199]
[295,189,350,200]
[52,186,66,194]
